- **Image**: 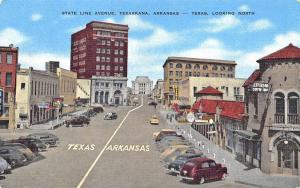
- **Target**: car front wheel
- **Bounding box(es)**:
[199,177,205,184]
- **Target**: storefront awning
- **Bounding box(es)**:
[235,130,260,141]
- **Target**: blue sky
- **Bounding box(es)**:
[0,0,300,84]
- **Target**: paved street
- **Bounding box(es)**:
[0,96,299,188]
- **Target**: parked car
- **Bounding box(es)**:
[93,106,104,113]
[155,130,180,142]
[167,153,205,175]
[27,132,60,147]
[0,147,27,168]
[148,101,157,106]
[0,156,11,174]
[2,143,35,161]
[103,112,118,120]
[149,115,159,125]
[161,147,199,164]
[66,116,90,127]
[153,129,175,139]
[179,158,227,184]
[160,145,191,159]
[158,140,191,153]
[10,137,48,152]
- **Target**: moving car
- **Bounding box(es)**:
[27,132,60,147]
[2,143,35,161]
[149,115,159,125]
[0,147,27,168]
[179,158,227,184]
[67,116,90,127]
[103,112,118,120]
[0,156,11,174]
[167,153,205,175]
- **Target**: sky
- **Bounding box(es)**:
[0,0,300,85]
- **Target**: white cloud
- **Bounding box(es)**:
[122,15,155,31]
[31,13,43,22]
[177,38,241,60]
[0,27,28,46]
[67,25,85,33]
[238,31,300,68]
[238,5,250,12]
[248,19,273,31]
[0,0,3,5]
[203,15,240,33]
[20,53,70,70]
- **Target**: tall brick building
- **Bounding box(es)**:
[70,21,129,79]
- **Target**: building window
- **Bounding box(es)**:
[101,57,105,62]
[106,49,110,54]
[5,72,12,86]
[96,56,100,62]
[212,65,218,71]
[169,71,173,76]
[101,48,106,53]
[6,54,12,64]
[120,66,123,71]
[106,65,110,70]
[120,41,124,47]
[176,63,182,68]
[120,50,124,55]
[101,65,105,70]
[96,65,100,70]
[106,57,110,62]
[21,83,25,90]
[203,65,208,70]
[221,66,226,71]
[115,41,119,46]
[101,40,106,45]
[194,64,200,69]
[186,64,192,69]
[114,50,118,55]
[228,66,233,71]
[114,66,118,71]
[169,63,173,68]
[114,57,119,63]
[96,48,101,53]
[288,92,299,115]
[119,58,123,63]
[275,92,285,114]
[107,40,111,46]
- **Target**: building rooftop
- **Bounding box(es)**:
[242,69,261,87]
[163,56,236,67]
[195,86,223,95]
[192,99,245,120]
[257,43,300,63]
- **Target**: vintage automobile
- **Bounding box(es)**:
[153,129,175,139]
[161,147,199,164]
[149,115,159,125]
[66,116,90,127]
[179,158,227,184]
[2,143,35,161]
[27,132,60,147]
[158,140,191,153]
[166,153,205,175]
[148,101,157,106]
[92,106,104,113]
[0,156,11,174]
[10,137,48,152]
[160,145,191,159]
[155,130,181,142]
[0,147,27,168]
[103,112,118,120]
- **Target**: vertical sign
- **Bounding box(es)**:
[0,89,3,116]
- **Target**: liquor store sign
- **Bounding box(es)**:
[249,82,269,92]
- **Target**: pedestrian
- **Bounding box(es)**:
[154,104,157,109]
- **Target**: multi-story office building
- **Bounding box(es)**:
[163,57,236,104]
[15,68,59,128]
[239,43,300,175]
[0,45,19,128]
[70,21,129,79]
[132,76,153,95]
[46,61,60,74]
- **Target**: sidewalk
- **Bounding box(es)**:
[29,118,66,130]
[159,109,300,188]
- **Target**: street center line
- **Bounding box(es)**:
[76,97,144,188]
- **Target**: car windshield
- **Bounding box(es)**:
[185,162,195,167]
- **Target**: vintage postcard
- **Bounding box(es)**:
[0,0,300,187]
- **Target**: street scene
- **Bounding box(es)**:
[1,0,300,187]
